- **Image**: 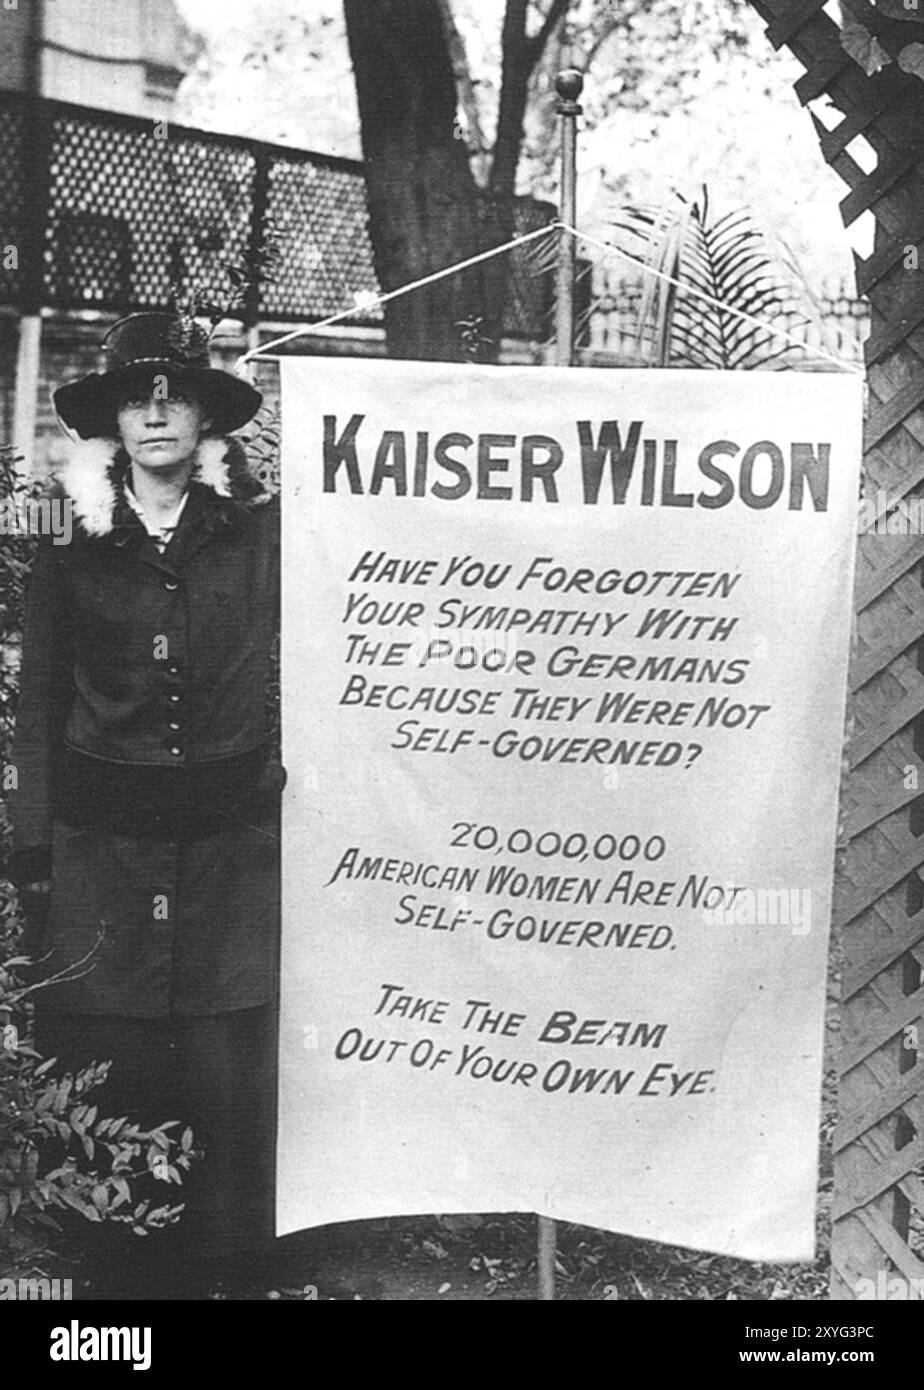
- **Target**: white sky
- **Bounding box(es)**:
[178,0,272,31]
[178,0,346,35]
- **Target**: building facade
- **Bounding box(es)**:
[0,0,193,116]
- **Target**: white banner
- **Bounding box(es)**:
[278,359,861,1260]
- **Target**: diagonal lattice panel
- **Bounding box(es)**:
[747,0,924,1300]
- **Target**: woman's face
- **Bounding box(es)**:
[116,378,212,471]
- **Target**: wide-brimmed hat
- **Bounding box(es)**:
[54,312,262,439]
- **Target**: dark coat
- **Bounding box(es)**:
[10,435,281,1018]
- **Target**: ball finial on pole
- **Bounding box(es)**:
[554,67,585,110]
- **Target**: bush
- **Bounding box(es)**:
[0,445,197,1260]
[1,955,195,1238]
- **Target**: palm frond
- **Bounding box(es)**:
[624,188,817,369]
[525,186,819,370]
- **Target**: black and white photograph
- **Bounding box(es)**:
[0,0,921,1361]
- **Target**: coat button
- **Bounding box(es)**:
[165,662,180,677]
[167,720,182,732]
[163,578,179,592]
[167,692,182,704]
[166,744,183,758]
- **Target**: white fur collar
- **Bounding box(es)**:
[56,437,236,538]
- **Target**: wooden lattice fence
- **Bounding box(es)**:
[746,0,924,1299]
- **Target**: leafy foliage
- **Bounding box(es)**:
[605,188,816,369]
[0,446,36,879]
[0,988,196,1237]
[170,218,285,336]
[236,406,282,755]
[0,449,36,763]
[0,450,199,1263]
[240,402,282,495]
[838,0,924,80]
[178,1,759,178]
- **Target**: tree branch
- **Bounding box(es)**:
[435,0,491,185]
[583,19,622,72]
[527,0,571,72]
[490,0,531,200]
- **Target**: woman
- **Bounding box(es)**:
[9,311,281,1291]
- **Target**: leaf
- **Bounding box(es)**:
[898,41,924,76]
[59,1188,102,1221]
[53,1077,73,1114]
[840,10,891,75]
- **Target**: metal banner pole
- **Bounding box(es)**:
[538,65,585,1304]
[554,68,583,367]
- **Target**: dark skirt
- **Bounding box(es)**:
[28,760,282,1269]
[33,1002,278,1260]
[43,799,281,1018]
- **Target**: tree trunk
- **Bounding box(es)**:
[343,0,488,361]
[479,0,533,355]
[480,0,569,354]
